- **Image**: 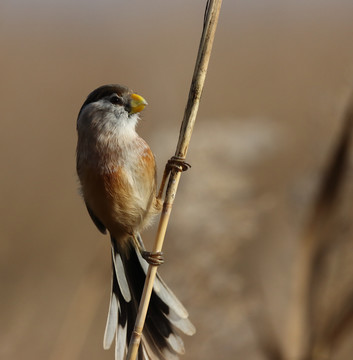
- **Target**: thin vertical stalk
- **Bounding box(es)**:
[126,1,222,359]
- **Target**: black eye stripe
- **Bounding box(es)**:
[77,85,131,119]
[109,94,124,105]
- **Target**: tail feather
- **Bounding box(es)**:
[165,333,185,354]
[112,247,131,303]
[104,234,195,359]
[135,249,190,319]
[167,311,195,336]
[141,332,178,360]
[103,280,118,349]
[115,304,127,360]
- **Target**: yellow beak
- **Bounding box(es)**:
[129,93,148,114]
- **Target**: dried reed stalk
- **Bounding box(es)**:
[247,95,353,360]
[285,96,353,360]
[126,1,222,359]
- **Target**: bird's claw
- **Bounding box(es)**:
[167,156,191,172]
[142,251,165,266]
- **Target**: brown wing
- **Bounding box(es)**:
[85,202,107,234]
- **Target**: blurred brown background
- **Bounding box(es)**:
[1,0,353,359]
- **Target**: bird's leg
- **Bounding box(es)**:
[156,166,170,201]
[148,157,190,266]
[132,233,164,266]
[157,156,191,201]
[142,251,165,266]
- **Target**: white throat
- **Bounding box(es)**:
[77,102,142,173]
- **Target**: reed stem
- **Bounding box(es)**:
[126,1,222,359]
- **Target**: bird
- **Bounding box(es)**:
[76,84,195,360]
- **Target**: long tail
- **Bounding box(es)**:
[103,234,195,360]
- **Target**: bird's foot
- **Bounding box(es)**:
[141,251,164,266]
[167,156,191,172]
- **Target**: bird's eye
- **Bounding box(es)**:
[109,94,124,106]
